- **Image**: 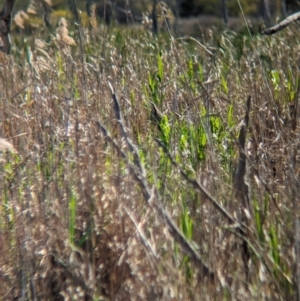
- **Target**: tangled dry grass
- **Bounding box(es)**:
[1,18,300,300]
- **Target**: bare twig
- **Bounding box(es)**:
[96,120,214,278]
[233,95,251,278]
[234,96,251,215]
[264,11,300,35]
[177,36,215,56]
[155,138,237,226]
[123,205,158,259]
[109,82,145,174]
[95,85,216,279]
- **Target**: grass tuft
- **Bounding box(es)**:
[1,20,300,300]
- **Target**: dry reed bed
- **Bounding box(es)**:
[0,21,299,300]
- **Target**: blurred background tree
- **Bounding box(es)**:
[2,0,300,19]
[2,0,300,21]
[1,0,300,34]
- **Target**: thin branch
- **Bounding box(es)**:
[233,96,251,212]
[95,84,216,279]
[96,120,214,279]
[264,11,300,35]
[155,138,237,226]
[233,95,251,278]
[123,205,158,259]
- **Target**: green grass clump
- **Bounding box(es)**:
[1,18,300,300]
